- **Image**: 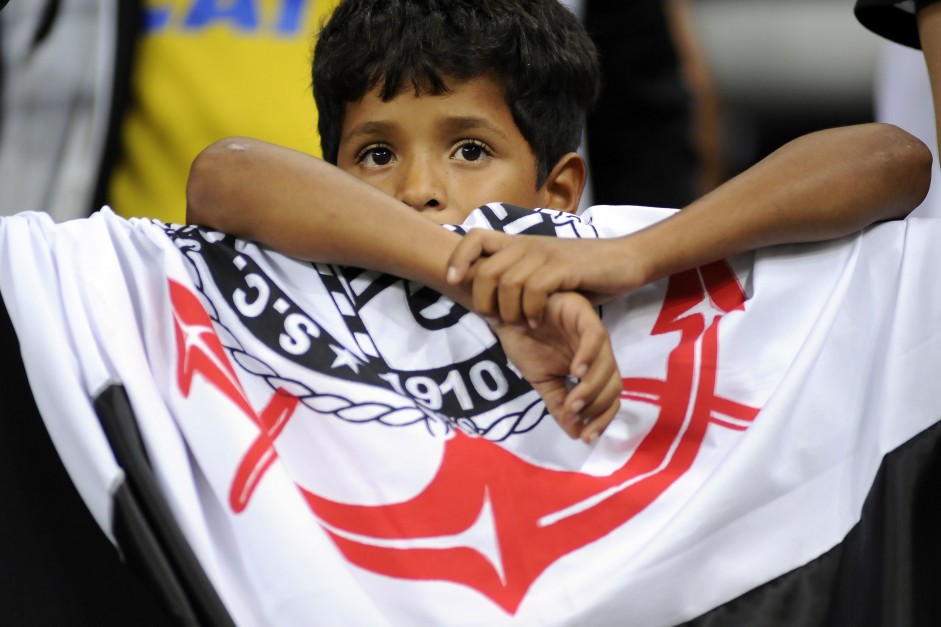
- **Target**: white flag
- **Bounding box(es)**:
[2,205,939,625]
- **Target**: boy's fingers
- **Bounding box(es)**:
[521,267,566,328]
[531,380,577,437]
[578,392,621,444]
[526,291,621,441]
[563,350,620,427]
[470,251,517,316]
[559,377,621,443]
[472,246,526,318]
[568,301,610,376]
[562,352,621,435]
[558,296,621,439]
[496,255,545,324]
[470,265,498,317]
[447,230,510,284]
[521,288,549,329]
[446,230,485,284]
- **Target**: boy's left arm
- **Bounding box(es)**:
[448,123,932,325]
[494,292,621,443]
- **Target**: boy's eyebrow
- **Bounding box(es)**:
[341,116,510,145]
[439,116,510,139]
[342,120,397,144]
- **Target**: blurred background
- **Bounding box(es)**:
[0,0,921,220]
[690,0,880,178]
[566,0,908,211]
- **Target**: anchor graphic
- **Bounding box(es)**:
[169,258,760,614]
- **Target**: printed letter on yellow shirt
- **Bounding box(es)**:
[110,0,338,223]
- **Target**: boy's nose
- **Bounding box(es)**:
[395,157,447,211]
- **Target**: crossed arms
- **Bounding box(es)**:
[187,123,930,441]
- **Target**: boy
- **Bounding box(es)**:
[187,0,931,442]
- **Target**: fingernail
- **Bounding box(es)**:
[528,318,538,330]
[583,429,599,445]
[446,266,459,284]
[573,363,588,378]
[570,399,585,413]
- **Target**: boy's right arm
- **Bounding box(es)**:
[186,137,463,290]
[447,123,932,325]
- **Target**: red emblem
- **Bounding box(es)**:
[169,279,300,512]
[171,259,760,615]
[299,261,759,613]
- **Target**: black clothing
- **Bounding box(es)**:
[855,0,941,49]
[583,1,697,208]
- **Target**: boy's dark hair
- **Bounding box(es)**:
[312,0,601,186]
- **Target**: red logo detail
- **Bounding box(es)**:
[293,261,760,614]
[621,261,760,432]
[169,279,300,512]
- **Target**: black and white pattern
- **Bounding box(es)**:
[160,205,599,441]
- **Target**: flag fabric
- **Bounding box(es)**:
[1,205,940,626]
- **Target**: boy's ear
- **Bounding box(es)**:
[539,152,586,214]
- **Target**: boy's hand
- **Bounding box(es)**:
[492,291,622,443]
[447,230,645,328]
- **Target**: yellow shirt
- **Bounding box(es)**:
[110,0,338,223]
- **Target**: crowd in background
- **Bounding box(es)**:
[0,0,935,218]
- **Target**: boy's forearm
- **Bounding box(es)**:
[186,138,466,301]
[626,123,931,283]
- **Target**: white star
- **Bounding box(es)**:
[673,271,735,329]
[173,307,242,391]
[680,292,726,329]
[329,344,364,373]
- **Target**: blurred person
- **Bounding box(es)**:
[0,0,338,223]
[856,1,941,156]
[665,0,725,196]
[574,0,723,208]
[2,0,719,221]
[874,40,940,217]
[105,0,340,223]
[857,0,941,217]
[0,0,116,220]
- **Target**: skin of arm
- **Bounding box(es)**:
[186,137,620,442]
[186,138,462,288]
[446,123,932,326]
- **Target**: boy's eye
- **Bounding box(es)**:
[355,144,395,167]
[452,140,492,163]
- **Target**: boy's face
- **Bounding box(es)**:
[336,75,547,225]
